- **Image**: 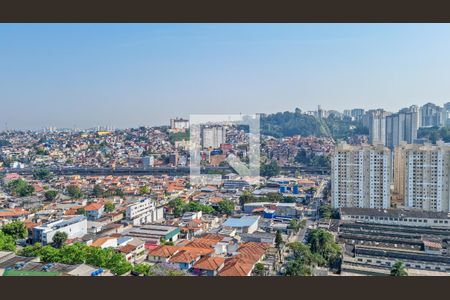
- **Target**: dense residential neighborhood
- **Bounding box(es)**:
[3,101,450,277]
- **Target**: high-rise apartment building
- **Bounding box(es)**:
[443,102,450,127]
[385,106,418,149]
[420,102,443,127]
[201,126,226,149]
[331,143,391,209]
[393,141,450,212]
[367,109,390,146]
[351,108,365,120]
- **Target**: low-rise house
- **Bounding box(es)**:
[148,245,180,263]
[168,247,213,270]
[192,256,225,276]
[0,208,29,222]
[91,236,118,249]
[218,242,270,276]
[84,202,105,220]
[118,238,146,263]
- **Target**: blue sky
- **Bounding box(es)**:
[1,24,450,130]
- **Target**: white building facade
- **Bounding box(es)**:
[394,142,450,212]
[125,198,164,226]
[33,215,87,245]
[331,143,391,209]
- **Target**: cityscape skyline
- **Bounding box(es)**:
[2,24,450,130]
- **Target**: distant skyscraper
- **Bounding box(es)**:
[351,108,365,120]
[343,110,352,118]
[201,126,226,149]
[367,109,390,146]
[317,105,324,119]
[385,106,418,149]
[443,102,450,127]
[394,141,450,212]
[420,102,443,127]
[331,142,391,209]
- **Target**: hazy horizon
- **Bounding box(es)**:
[2,24,450,130]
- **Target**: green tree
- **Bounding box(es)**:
[1,221,27,240]
[390,261,408,276]
[133,263,152,276]
[318,204,332,219]
[44,190,58,202]
[307,229,341,270]
[261,160,281,177]
[254,262,265,276]
[275,230,284,263]
[168,198,186,217]
[7,178,35,197]
[92,185,105,197]
[288,219,301,233]
[185,201,214,214]
[288,242,326,266]
[0,231,16,251]
[139,185,151,195]
[33,168,53,181]
[52,231,68,248]
[104,202,115,213]
[39,245,62,263]
[285,259,312,276]
[67,185,83,199]
[215,199,235,215]
[115,188,125,197]
[106,252,133,275]
[18,243,43,257]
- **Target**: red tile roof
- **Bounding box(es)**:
[193,256,225,271]
[168,248,207,264]
[218,257,254,276]
[148,245,180,258]
[84,202,104,211]
[118,244,137,254]
[0,208,29,218]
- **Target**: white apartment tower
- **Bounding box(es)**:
[201,126,226,149]
[394,141,450,212]
[368,109,391,146]
[331,143,391,209]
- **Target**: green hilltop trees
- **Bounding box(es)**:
[6,179,35,197]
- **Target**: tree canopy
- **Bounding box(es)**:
[19,242,132,275]
[6,179,35,197]
[67,185,83,199]
[390,261,408,276]
[0,231,16,251]
[44,190,58,202]
[52,231,68,248]
[1,221,28,240]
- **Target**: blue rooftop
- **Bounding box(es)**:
[222,215,260,228]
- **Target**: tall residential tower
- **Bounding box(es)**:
[331,143,391,209]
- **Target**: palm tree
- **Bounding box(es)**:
[390,261,408,276]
